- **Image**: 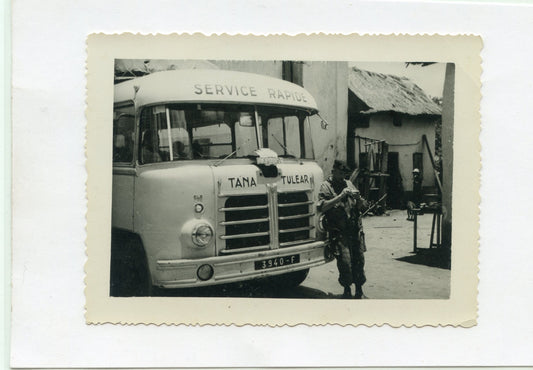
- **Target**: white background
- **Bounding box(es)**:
[9,0,533,367]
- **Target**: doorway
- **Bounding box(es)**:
[387,152,404,209]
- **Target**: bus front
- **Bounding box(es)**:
[112,70,333,294]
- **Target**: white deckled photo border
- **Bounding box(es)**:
[85,33,481,326]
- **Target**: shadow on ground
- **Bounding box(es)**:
[395,248,451,270]
[154,280,343,299]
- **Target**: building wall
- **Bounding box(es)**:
[354,112,437,191]
[210,60,283,78]
[303,61,349,175]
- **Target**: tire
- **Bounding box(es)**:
[267,268,310,289]
[110,234,152,297]
[284,268,310,287]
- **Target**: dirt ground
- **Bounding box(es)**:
[302,209,451,299]
[159,209,450,299]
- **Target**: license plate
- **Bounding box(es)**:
[254,254,300,270]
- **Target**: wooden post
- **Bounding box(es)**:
[429,213,436,248]
[422,134,443,194]
[413,210,418,253]
[379,142,389,208]
[437,210,442,248]
[428,209,443,248]
[441,63,455,251]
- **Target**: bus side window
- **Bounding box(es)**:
[139,107,164,164]
[113,113,135,163]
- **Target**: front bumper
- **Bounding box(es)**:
[155,241,330,288]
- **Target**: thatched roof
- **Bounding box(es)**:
[348,67,441,116]
[114,59,219,82]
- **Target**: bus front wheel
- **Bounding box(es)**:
[110,235,152,297]
[268,268,310,289]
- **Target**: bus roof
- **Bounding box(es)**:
[114,69,319,112]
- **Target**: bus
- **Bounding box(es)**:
[111,69,332,296]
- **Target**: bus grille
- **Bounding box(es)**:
[220,191,314,253]
[278,192,312,245]
[221,195,270,251]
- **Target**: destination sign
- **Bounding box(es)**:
[194,83,309,104]
[280,174,310,185]
[194,84,258,97]
[227,176,257,188]
[226,173,311,189]
[115,70,318,112]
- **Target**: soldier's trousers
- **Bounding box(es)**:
[335,234,366,288]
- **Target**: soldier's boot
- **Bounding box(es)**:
[354,285,368,299]
[342,286,352,299]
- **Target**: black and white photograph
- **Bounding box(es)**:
[83,34,480,327]
[110,58,453,300]
[10,1,533,367]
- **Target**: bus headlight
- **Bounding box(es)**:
[191,223,213,247]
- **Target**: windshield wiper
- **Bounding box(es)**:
[213,147,240,167]
[271,134,296,158]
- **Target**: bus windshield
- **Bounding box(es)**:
[138,104,314,163]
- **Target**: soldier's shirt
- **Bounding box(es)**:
[317,176,368,252]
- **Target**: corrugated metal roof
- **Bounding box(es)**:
[348,67,442,116]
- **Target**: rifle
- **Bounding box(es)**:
[361,193,387,217]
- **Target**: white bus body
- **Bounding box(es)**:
[111,69,332,296]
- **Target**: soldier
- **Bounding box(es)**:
[318,160,369,299]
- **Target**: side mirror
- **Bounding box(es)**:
[315,112,329,130]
